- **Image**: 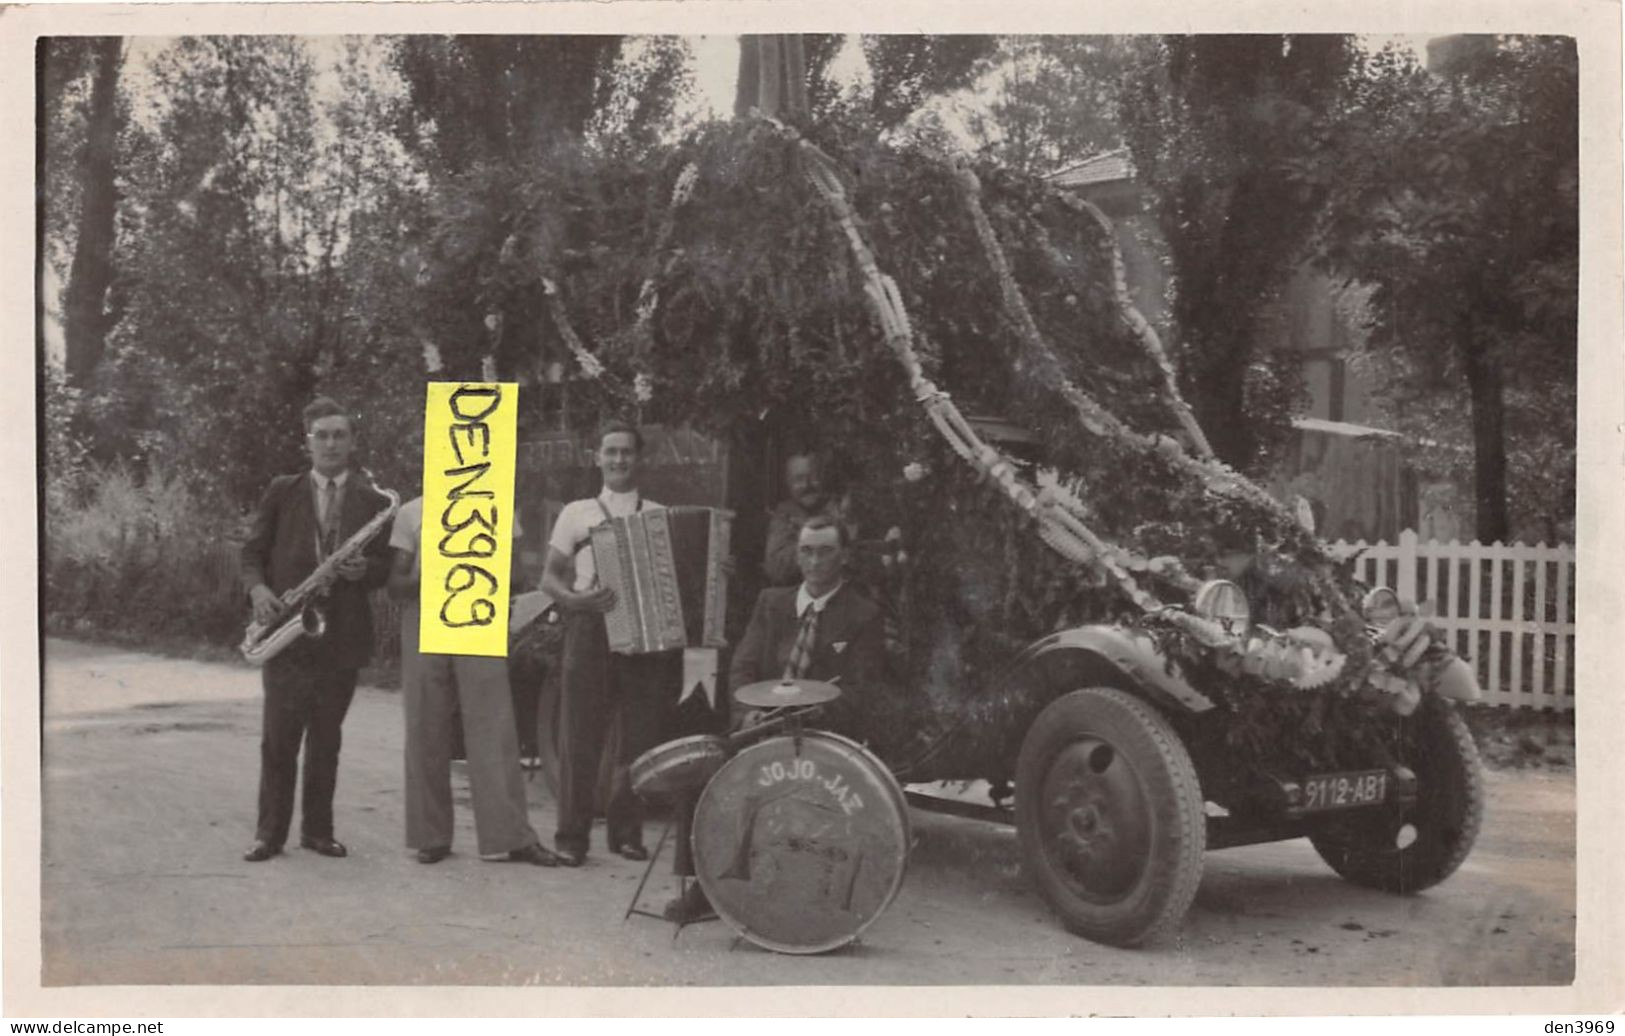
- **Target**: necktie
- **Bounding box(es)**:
[784,605,819,679]
[320,479,339,556]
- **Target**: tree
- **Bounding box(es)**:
[961,36,1135,175]
[731,35,996,126]
[300,38,437,496]
[394,35,690,394]
[799,35,852,116]
[40,39,93,293]
[1120,35,1357,473]
[44,37,125,386]
[585,37,696,155]
[733,35,810,117]
[84,37,423,505]
[861,36,998,128]
[394,36,625,176]
[1308,37,1577,542]
[99,37,318,495]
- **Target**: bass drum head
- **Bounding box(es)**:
[631,734,728,800]
[692,730,910,955]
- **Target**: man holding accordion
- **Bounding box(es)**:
[541,420,680,868]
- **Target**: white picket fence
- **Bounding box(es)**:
[1331,530,1576,711]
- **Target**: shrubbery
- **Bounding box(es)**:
[45,458,250,649]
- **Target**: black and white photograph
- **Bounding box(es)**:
[5,0,1621,1020]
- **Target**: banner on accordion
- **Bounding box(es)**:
[591,506,732,655]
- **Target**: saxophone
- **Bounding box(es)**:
[239,477,402,666]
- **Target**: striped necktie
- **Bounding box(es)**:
[320,478,339,556]
[784,605,820,679]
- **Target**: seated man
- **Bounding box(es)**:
[663,514,887,923]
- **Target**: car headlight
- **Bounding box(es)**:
[1361,587,1402,627]
[1193,579,1251,635]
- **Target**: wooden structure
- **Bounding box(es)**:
[1337,530,1576,710]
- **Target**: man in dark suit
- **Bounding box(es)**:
[663,514,887,922]
[241,397,393,863]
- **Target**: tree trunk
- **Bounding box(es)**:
[62,37,122,386]
[1461,328,1510,543]
[734,35,762,116]
[1185,332,1252,469]
[734,36,808,118]
[757,34,783,116]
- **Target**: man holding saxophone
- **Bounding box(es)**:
[241,397,395,863]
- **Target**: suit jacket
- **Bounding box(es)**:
[727,582,887,736]
[241,470,394,669]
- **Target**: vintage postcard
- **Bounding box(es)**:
[3,0,1621,1020]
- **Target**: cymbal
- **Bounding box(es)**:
[733,677,843,708]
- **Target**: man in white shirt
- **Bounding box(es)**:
[388,496,560,867]
[540,421,676,867]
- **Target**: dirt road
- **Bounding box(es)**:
[39,638,1575,987]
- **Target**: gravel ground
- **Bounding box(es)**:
[39,637,1576,988]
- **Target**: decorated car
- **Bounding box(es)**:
[487,116,1484,948]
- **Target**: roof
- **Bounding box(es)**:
[1046,149,1136,189]
[1291,417,1404,440]
[1293,416,1468,454]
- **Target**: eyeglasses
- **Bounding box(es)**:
[307,430,353,443]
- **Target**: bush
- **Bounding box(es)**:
[44,461,249,646]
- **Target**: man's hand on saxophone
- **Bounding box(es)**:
[336,553,369,582]
[249,583,281,625]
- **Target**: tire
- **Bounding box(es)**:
[1309,696,1484,894]
[1015,687,1206,947]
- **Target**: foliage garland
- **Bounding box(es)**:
[429,115,1442,775]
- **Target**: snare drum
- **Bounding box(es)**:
[630,735,729,800]
[691,730,910,954]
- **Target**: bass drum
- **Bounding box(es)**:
[691,730,910,955]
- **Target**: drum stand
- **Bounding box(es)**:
[622,819,673,923]
[622,818,718,936]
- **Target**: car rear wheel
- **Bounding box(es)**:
[1015,687,1206,947]
[1309,696,1484,893]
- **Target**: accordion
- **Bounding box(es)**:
[591,506,732,655]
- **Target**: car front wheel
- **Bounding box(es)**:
[1015,686,1206,947]
[1308,695,1484,893]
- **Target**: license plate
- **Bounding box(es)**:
[1300,770,1389,813]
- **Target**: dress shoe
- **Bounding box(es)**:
[611,842,649,862]
[417,846,451,865]
[553,846,586,868]
[300,836,348,858]
[662,882,717,924]
[243,841,282,863]
[507,843,561,867]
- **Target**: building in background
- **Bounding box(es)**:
[1048,150,1467,544]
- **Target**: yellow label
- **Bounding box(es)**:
[419,382,517,657]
